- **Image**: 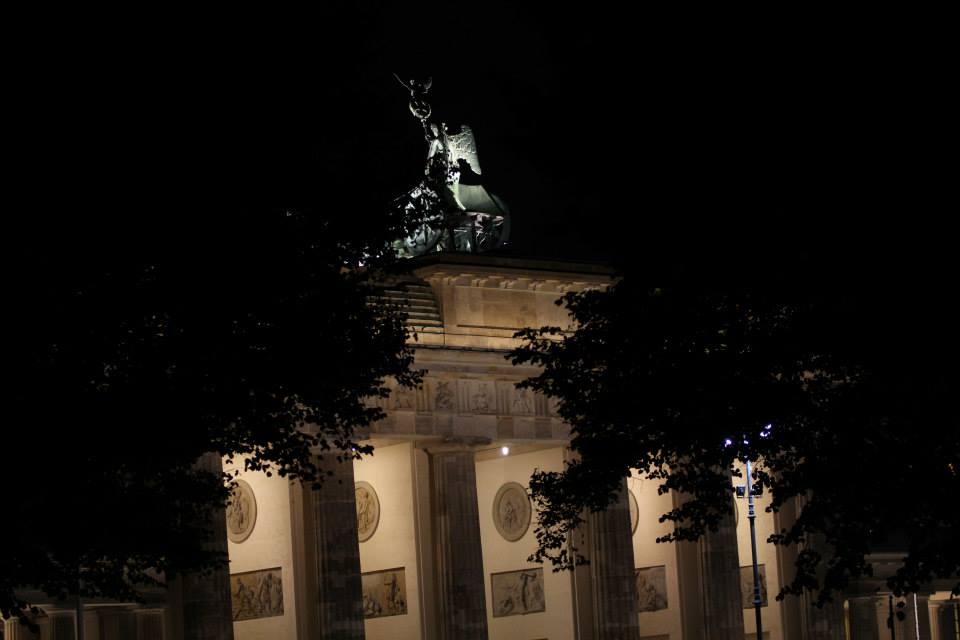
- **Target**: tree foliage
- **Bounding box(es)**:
[4,209,422,622]
[510,278,958,602]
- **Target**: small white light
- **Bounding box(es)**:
[723,438,733,447]
[501,446,510,456]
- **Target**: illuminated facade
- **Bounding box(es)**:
[211,254,960,640]
[7,80,958,640]
[6,254,958,640]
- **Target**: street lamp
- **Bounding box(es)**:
[742,451,764,638]
[728,425,771,640]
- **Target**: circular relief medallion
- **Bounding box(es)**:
[493,482,532,542]
[226,479,257,543]
[355,481,380,543]
[628,489,639,535]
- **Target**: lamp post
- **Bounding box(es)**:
[744,453,763,639]
[728,426,769,640]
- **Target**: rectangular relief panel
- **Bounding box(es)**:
[361,567,408,619]
[230,567,284,621]
[739,564,769,608]
[636,565,669,612]
[459,379,498,415]
[491,568,546,618]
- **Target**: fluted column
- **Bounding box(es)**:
[181,452,234,640]
[313,454,365,639]
[804,596,846,640]
[4,618,40,640]
[848,596,880,640]
[934,600,959,640]
[902,594,932,640]
[45,611,76,640]
[97,608,136,640]
[135,609,166,640]
[431,446,488,640]
[800,528,847,640]
[588,481,639,640]
[699,496,745,640]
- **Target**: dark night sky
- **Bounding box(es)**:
[10,8,952,283]
[5,9,954,444]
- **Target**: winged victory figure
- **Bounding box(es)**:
[391,76,510,257]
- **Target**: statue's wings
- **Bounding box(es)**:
[446,125,482,175]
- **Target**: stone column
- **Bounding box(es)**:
[135,609,166,640]
[430,446,488,640]
[45,611,76,640]
[803,596,846,640]
[312,454,365,639]
[587,481,640,640]
[570,520,597,640]
[289,479,321,640]
[798,526,846,640]
[78,607,101,640]
[97,608,137,640]
[411,446,439,640]
[4,618,40,640]
[671,491,706,640]
[773,497,804,640]
[699,496,745,640]
[847,596,880,640]
[902,594,933,640]
[934,600,959,640]
[180,452,234,640]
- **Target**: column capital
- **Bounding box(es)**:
[420,436,491,455]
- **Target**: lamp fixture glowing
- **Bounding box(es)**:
[501,446,510,456]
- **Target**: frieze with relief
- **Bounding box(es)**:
[491,567,545,617]
[509,386,535,416]
[432,379,457,412]
[389,376,562,423]
[390,386,417,411]
[362,567,408,618]
[459,380,498,414]
[231,568,284,621]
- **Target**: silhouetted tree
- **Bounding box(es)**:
[4,209,422,623]
[510,276,958,603]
